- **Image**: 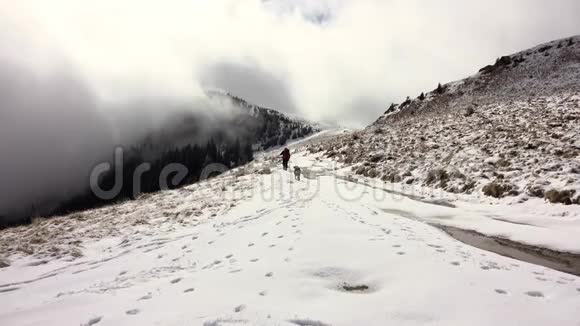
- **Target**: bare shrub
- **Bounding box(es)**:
[0,257,10,268]
[482,181,513,198]
[544,189,575,205]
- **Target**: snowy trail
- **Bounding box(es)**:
[1,169,579,325]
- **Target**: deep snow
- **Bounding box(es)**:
[1,135,579,326]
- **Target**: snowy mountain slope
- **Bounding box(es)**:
[127,89,320,157]
[376,36,580,121]
[318,36,580,205]
[1,136,580,326]
[0,89,321,228]
[205,90,320,150]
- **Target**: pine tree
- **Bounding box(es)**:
[243,143,254,163]
[232,138,241,166]
[206,138,217,163]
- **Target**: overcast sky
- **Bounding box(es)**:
[1,0,579,221]
[2,0,580,126]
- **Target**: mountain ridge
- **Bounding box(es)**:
[0,92,319,227]
[315,35,580,205]
[376,35,579,123]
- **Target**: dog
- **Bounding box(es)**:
[293,166,301,181]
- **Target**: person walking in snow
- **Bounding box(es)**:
[280,147,291,171]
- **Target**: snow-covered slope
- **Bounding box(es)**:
[0,89,321,228]
[318,36,580,205]
[2,36,580,325]
[1,136,580,325]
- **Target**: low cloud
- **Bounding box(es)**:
[200,60,298,114]
[2,0,579,124]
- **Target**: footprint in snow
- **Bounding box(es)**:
[184,288,195,293]
[250,258,259,263]
[119,271,127,276]
[82,316,102,326]
[392,244,401,248]
[171,278,182,284]
[262,232,268,237]
[248,243,255,247]
[208,241,215,245]
[229,269,243,274]
[536,277,548,282]
[126,309,140,315]
[269,244,276,248]
[225,254,234,259]
[288,318,331,326]
[397,252,406,255]
[259,290,268,296]
[138,294,152,301]
[278,235,284,239]
[234,305,246,313]
[450,261,460,266]
[202,260,222,270]
[494,289,508,295]
[288,247,294,251]
[525,291,544,298]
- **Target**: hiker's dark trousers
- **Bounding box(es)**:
[283,160,289,171]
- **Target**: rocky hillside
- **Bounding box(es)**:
[315,36,580,205]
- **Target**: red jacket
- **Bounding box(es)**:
[281,149,290,161]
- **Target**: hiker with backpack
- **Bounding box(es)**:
[280,147,290,171]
